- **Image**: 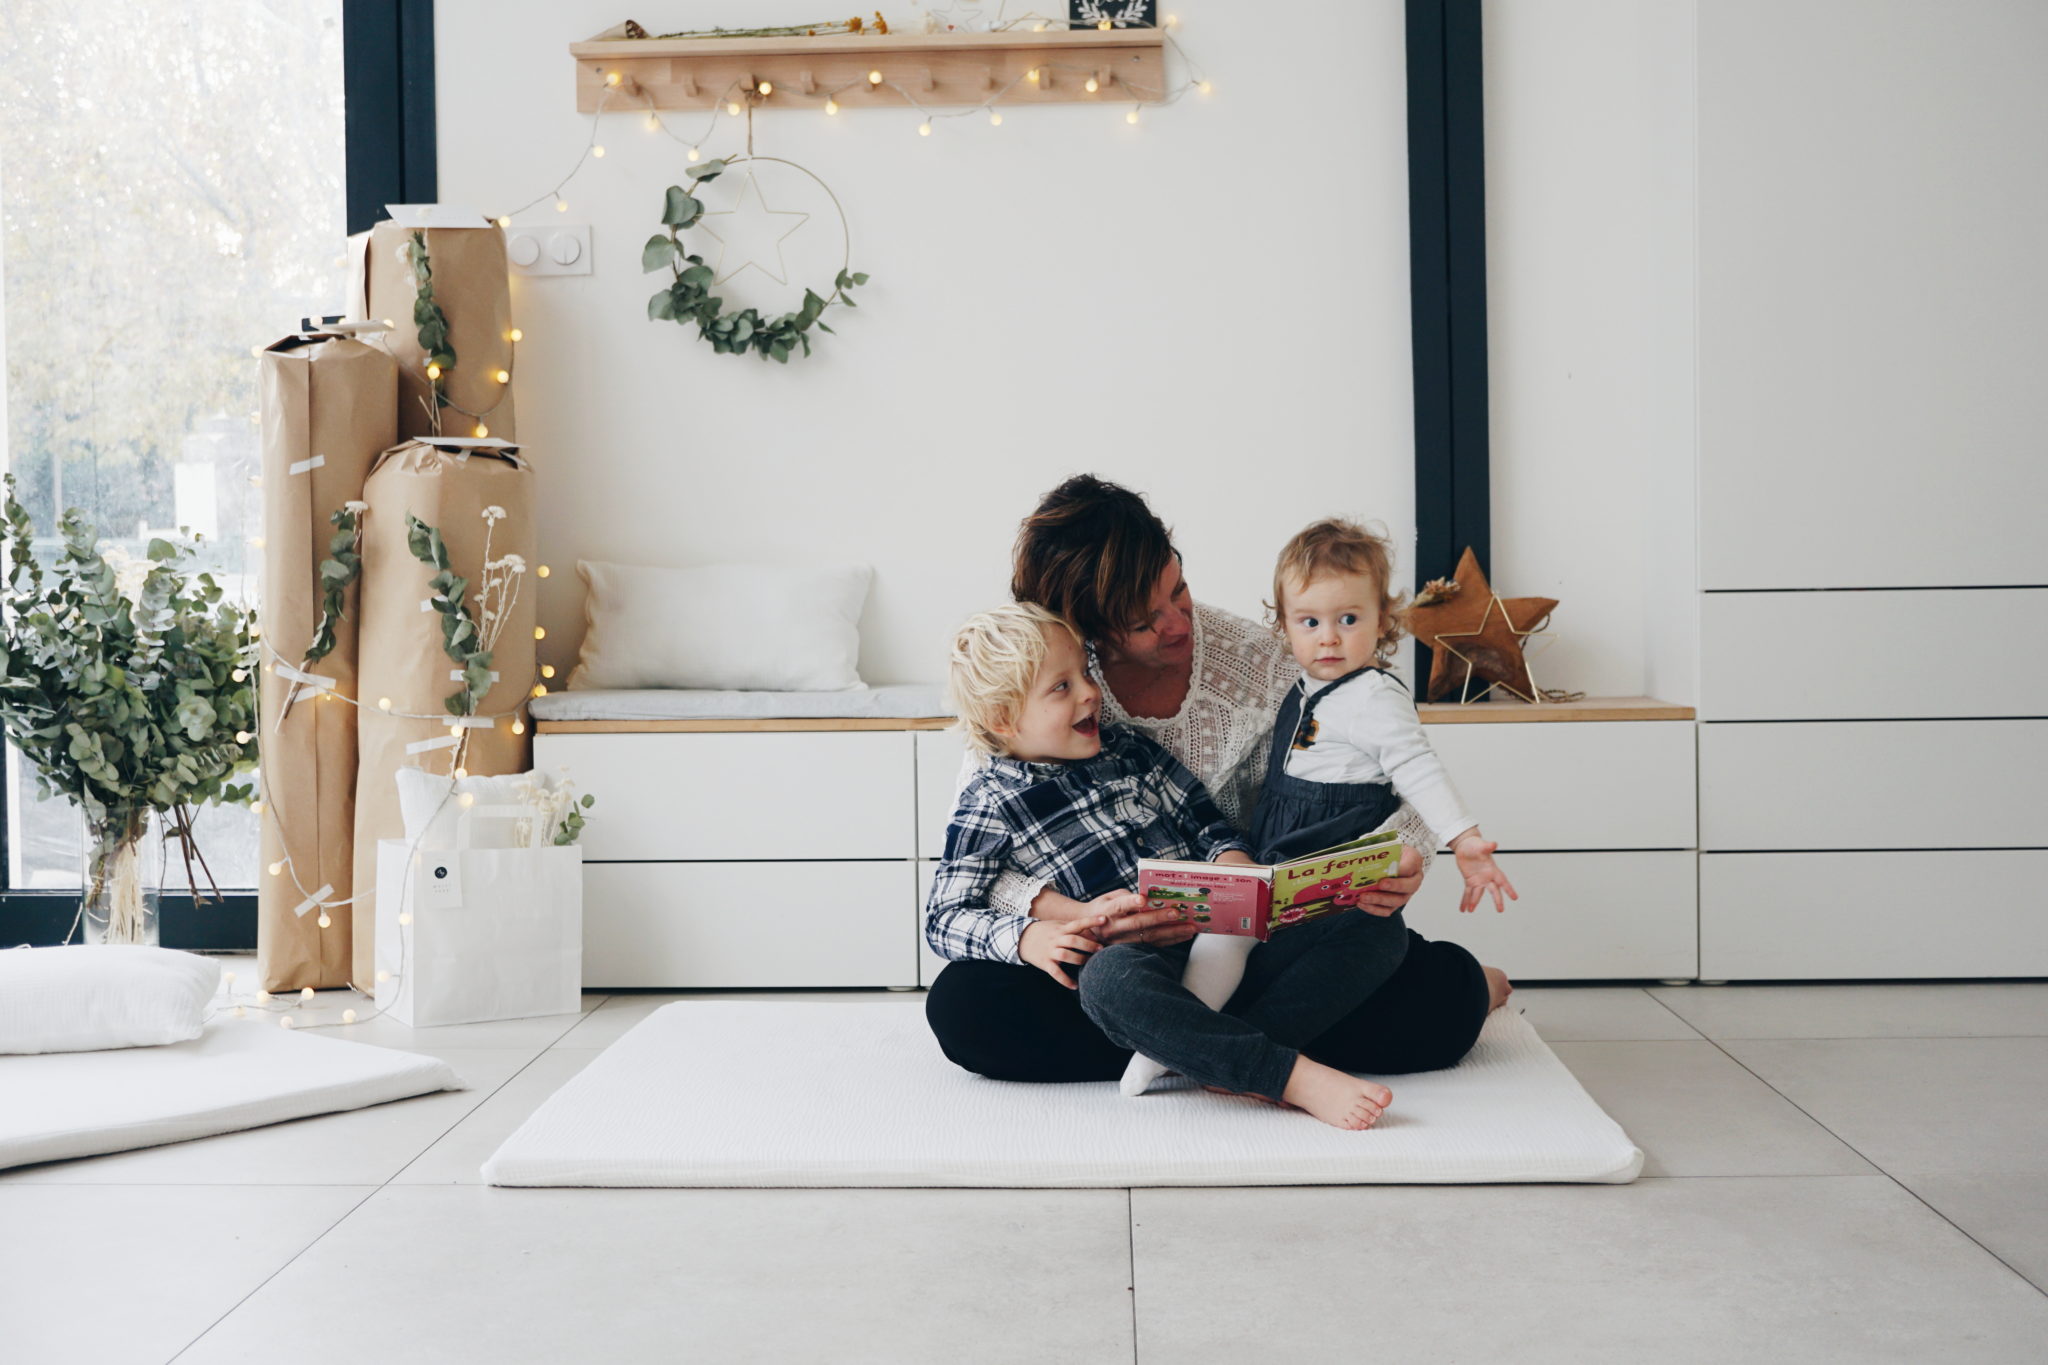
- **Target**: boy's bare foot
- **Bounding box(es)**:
[1281,1056,1392,1131]
[1485,965,1513,1012]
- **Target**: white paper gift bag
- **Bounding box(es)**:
[373,809,583,1027]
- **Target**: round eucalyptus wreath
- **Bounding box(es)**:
[643,157,867,363]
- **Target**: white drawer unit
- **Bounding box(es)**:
[583,861,920,989]
[916,729,969,859]
[917,860,947,988]
[1699,851,2048,980]
[1699,590,2048,722]
[545,698,1700,989]
[539,730,917,861]
[1424,721,1695,850]
[1405,851,1698,982]
[1700,720,2048,852]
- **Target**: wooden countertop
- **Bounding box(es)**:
[536,697,1693,734]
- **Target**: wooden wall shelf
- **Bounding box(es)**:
[571,28,1167,113]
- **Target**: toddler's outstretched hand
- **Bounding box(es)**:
[1451,831,1518,914]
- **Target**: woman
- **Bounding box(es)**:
[925,474,1505,1083]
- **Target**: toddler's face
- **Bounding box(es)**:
[1280,570,1382,682]
[995,624,1104,763]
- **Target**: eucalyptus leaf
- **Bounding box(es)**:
[642,233,678,272]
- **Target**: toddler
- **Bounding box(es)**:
[928,602,1398,1130]
[1118,518,1515,1098]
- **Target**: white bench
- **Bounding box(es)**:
[534,693,1700,988]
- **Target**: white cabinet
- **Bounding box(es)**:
[1694,2,2048,979]
[916,730,968,859]
[1699,591,2048,722]
[545,703,1700,989]
[916,861,947,989]
[1425,721,1695,850]
[1406,851,1697,982]
[1700,852,2048,980]
[543,731,916,861]
[1697,1,2048,591]
[1700,721,2048,852]
[583,861,919,989]
[538,726,929,991]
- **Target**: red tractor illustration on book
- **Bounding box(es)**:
[1276,875,1365,926]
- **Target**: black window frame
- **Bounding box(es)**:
[0,0,437,949]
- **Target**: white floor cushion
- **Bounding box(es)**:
[482,1003,1642,1188]
[0,1017,465,1170]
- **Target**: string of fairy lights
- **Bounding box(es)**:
[225,11,1213,1029]
[496,13,1212,223]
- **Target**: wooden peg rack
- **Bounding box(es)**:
[571,28,1166,112]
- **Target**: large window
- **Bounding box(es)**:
[0,2,349,903]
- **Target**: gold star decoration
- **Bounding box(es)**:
[1405,547,1558,703]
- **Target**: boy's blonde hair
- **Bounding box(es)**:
[1267,518,1409,665]
[947,602,1083,756]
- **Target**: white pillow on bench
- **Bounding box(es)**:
[569,559,872,693]
[0,946,220,1054]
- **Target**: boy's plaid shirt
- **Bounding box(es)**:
[924,724,1252,965]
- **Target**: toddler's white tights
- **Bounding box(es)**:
[1118,934,1259,1097]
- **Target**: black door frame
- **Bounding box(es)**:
[1406,0,1492,683]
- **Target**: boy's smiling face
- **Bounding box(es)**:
[1280,570,1383,681]
[993,623,1103,763]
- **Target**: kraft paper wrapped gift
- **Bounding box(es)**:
[351,438,536,989]
[254,324,397,992]
[348,209,517,443]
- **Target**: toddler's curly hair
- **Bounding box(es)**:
[1267,518,1409,665]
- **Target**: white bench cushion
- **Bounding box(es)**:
[530,683,951,724]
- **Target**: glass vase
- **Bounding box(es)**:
[80,806,163,946]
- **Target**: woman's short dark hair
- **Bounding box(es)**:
[1010,474,1177,644]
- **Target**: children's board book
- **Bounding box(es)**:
[1136,830,1405,941]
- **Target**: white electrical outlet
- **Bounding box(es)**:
[507,226,592,277]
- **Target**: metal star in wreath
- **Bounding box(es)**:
[1406,547,1558,703]
[698,169,810,286]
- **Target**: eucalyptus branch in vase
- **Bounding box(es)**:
[0,474,258,943]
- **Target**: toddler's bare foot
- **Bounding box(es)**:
[1281,1057,1392,1131]
[1484,965,1513,1012]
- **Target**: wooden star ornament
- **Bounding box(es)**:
[1406,548,1558,703]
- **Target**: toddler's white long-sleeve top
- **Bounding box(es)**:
[1285,671,1478,847]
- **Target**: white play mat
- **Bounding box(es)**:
[0,1017,463,1170]
[483,1003,1642,1188]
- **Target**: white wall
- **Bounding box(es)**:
[1481,0,1698,702]
[435,0,1419,686]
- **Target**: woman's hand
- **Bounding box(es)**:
[1213,848,1258,868]
[1020,915,1109,990]
[1352,845,1424,918]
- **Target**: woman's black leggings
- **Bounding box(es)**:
[924,927,1490,1083]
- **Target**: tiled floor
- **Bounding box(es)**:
[6,966,2047,1364]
